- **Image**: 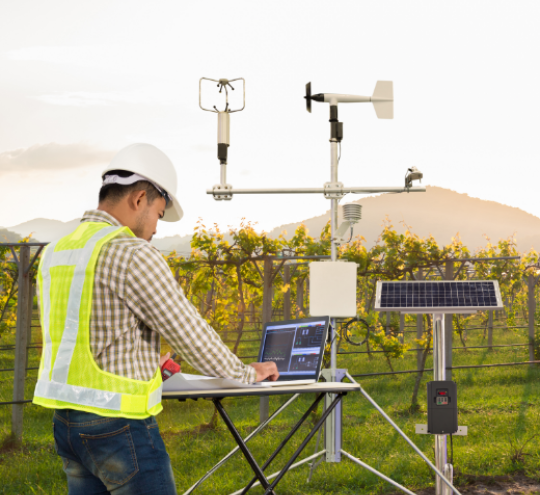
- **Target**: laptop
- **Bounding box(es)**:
[255,316,330,387]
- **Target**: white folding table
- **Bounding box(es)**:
[162,382,359,495]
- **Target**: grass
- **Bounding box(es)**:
[2,316,540,494]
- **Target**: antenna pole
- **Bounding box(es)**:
[329,103,343,372]
[330,139,339,370]
[325,105,344,463]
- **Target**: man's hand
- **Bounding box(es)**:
[160,352,171,368]
[249,362,279,382]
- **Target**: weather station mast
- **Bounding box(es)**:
[191,77,464,495]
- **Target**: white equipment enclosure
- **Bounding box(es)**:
[310,262,358,317]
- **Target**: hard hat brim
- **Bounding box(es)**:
[163,193,184,222]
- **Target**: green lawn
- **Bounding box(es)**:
[2,317,540,494]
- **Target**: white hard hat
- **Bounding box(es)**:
[102,143,183,222]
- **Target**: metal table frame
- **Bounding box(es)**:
[213,391,342,495]
[163,378,462,495]
[163,382,356,494]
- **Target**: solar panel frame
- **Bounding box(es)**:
[374,280,504,314]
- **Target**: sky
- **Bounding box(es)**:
[0,1,539,239]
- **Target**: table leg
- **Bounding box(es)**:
[240,393,326,494]
[263,393,345,495]
[183,394,301,495]
[212,399,276,495]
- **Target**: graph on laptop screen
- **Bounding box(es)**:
[261,320,326,376]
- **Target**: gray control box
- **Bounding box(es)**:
[427,380,458,434]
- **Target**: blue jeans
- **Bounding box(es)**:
[53,409,177,494]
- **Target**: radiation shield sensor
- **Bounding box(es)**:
[335,203,362,244]
[374,280,504,314]
[309,262,358,317]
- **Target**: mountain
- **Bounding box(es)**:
[0,228,22,243]
[151,234,192,255]
[6,218,80,242]
[6,187,540,252]
[5,216,193,253]
[4,216,192,252]
[267,186,540,252]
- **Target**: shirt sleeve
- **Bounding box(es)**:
[122,244,257,384]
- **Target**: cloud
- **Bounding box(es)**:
[7,45,115,68]
[35,92,131,107]
[6,46,187,107]
[33,89,183,107]
[33,88,184,107]
[0,143,115,174]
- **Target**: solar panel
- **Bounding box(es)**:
[374,281,504,314]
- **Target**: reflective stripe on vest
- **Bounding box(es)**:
[33,222,163,418]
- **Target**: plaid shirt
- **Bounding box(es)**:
[69,209,256,383]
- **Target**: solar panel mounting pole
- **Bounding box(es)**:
[433,314,453,495]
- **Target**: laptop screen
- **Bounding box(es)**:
[258,317,329,380]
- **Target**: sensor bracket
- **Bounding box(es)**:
[212,184,233,201]
[324,181,345,199]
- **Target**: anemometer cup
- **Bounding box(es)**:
[199,77,245,113]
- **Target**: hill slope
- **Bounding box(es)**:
[0,228,22,243]
[268,186,540,252]
[6,218,80,242]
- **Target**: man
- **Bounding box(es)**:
[33,143,279,494]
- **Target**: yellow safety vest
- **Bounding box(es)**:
[32,222,163,419]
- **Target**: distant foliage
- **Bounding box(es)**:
[163,217,540,365]
[0,236,33,339]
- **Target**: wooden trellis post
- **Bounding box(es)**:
[296,277,304,317]
[488,310,493,350]
[416,268,424,370]
[528,273,536,365]
[283,264,291,320]
[445,260,454,381]
[25,283,35,378]
[12,246,31,444]
[259,256,274,422]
